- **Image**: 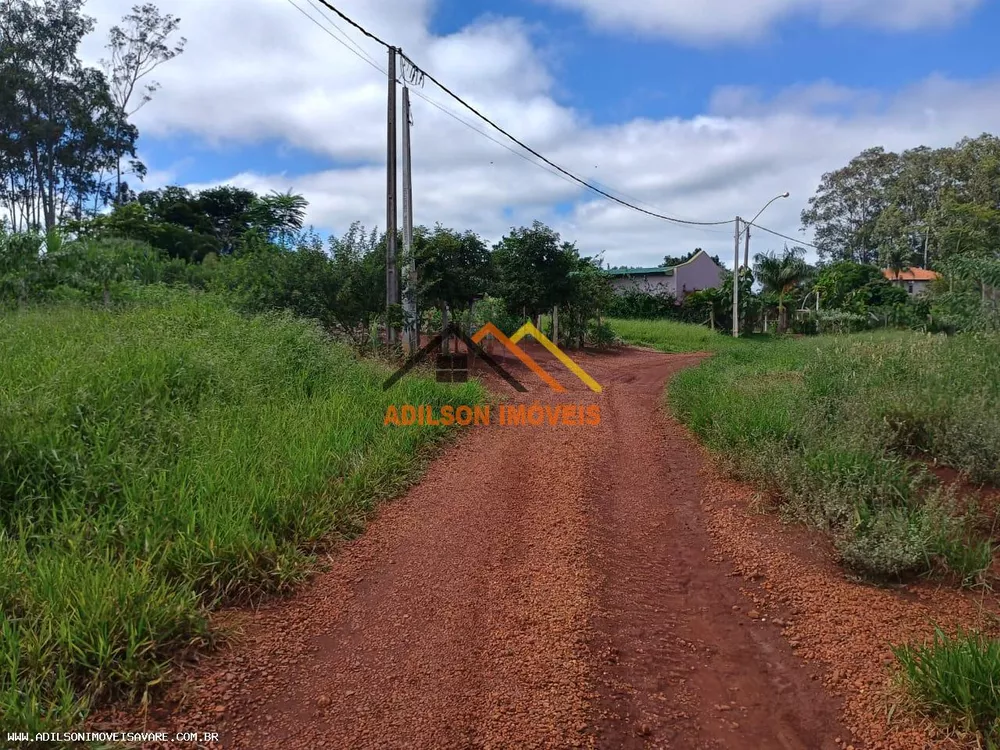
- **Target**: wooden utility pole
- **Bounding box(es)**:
[732,216,741,338]
[386,46,399,346]
[401,85,417,355]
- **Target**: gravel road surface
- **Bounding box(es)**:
[141,347,848,749]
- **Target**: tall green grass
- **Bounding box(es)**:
[0,292,483,731]
[607,318,736,353]
[894,628,1000,747]
[668,331,999,582]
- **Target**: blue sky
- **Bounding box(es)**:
[88,0,1000,265]
[428,0,997,121]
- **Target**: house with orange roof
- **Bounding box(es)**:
[882,267,941,297]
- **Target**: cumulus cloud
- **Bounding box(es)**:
[540,0,983,43]
[76,0,999,267]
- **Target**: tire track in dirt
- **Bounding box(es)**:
[121,347,848,748]
[585,352,847,749]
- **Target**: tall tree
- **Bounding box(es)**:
[874,203,914,277]
[0,0,137,231]
[800,147,900,264]
[101,2,185,203]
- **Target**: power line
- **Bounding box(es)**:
[407,87,581,190]
[309,0,394,47]
[399,52,733,227]
[747,221,820,251]
[407,86,733,235]
[284,0,386,75]
[307,0,733,228]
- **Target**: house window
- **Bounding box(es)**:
[908,282,914,294]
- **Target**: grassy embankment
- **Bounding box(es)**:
[0,293,483,731]
[612,318,1000,743]
[605,317,738,353]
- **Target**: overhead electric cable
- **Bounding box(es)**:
[746,222,820,251]
[284,0,386,75]
[307,0,734,228]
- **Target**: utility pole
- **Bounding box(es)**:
[732,216,741,338]
[743,222,751,271]
[401,85,417,355]
[386,46,399,346]
[742,222,751,334]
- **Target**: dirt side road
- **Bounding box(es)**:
[139,348,849,749]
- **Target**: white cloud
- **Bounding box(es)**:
[540,0,983,43]
[76,0,1000,267]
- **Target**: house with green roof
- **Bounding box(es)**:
[605,250,726,301]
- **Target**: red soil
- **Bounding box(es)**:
[96,345,996,749]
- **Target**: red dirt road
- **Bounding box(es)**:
[145,348,849,748]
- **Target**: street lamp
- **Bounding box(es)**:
[733,192,790,338]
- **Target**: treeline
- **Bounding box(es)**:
[797,134,1000,332]
[801,134,1000,270]
[0,190,616,348]
[613,133,1000,335]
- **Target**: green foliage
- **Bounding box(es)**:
[606,289,680,319]
[801,134,1000,271]
[669,332,998,581]
[587,320,621,349]
[492,221,577,319]
[608,318,737,353]
[0,0,138,231]
[556,253,613,348]
[894,628,1000,746]
[754,245,811,332]
[814,261,894,310]
[0,294,484,729]
[414,224,492,320]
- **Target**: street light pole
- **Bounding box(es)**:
[744,191,791,269]
[737,191,790,337]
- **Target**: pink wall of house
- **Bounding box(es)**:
[674,252,725,297]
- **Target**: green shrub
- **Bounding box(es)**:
[605,289,680,320]
[668,331,999,583]
[894,628,1000,746]
[839,505,932,579]
[587,320,621,349]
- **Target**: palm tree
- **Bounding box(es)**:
[880,242,910,282]
[753,245,810,333]
[252,190,309,248]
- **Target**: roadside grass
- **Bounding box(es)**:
[0,292,483,731]
[665,328,1000,742]
[893,628,1000,747]
[667,331,999,583]
[607,318,739,353]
